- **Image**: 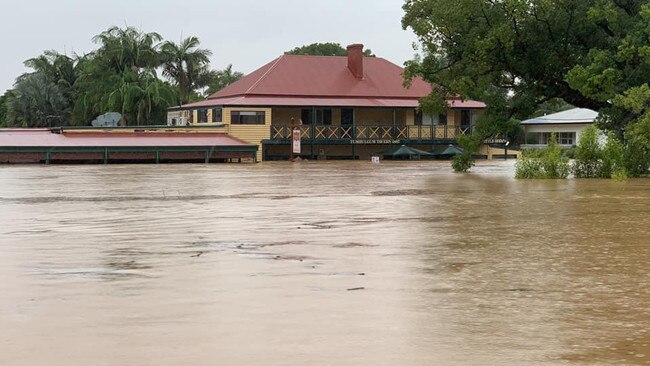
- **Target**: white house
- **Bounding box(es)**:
[521,108,599,148]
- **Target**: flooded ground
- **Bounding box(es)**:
[0,160,649,366]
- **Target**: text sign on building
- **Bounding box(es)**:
[350,139,402,145]
[292,128,301,154]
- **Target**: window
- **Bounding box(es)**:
[341,108,354,126]
[197,109,208,123]
[301,108,332,125]
[317,109,332,125]
[536,132,576,145]
[301,109,312,124]
[460,110,471,127]
[231,111,265,125]
[212,108,222,123]
[418,111,447,126]
[558,132,575,145]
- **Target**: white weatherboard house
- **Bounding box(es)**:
[521,108,598,148]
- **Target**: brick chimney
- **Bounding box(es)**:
[347,44,364,80]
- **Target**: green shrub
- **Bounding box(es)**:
[601,132,626,178]
[516,133,569,179]
[623,136,650,177]
[451,134,481,173]
[451,153,474,173]
[611,169,629,181]
[623,115,650,177]
[572,125,602,178]
[515,156,545,179]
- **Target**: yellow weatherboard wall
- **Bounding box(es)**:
[223,107,272,162]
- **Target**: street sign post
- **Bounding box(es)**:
[291,128,301,161]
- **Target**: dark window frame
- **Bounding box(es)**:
[231,111,266,125]
[212,108,223,123]
[197,109,209,123]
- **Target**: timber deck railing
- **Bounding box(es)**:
[270,125,473,141]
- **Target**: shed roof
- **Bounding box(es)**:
[0,129,254,147]
[521,108,598,125]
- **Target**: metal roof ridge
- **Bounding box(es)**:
[243,55,285,95]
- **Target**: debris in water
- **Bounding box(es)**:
[347,287,365,291]
[190,251,203,258]
[506,288,534,292]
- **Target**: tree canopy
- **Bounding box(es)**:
[403,0,650,127]
[286,42,375,57]
[403,0,650,174]
[1,26,244,127]
[205,64,244,96]
[160,36,213,104]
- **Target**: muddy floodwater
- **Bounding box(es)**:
[0,161,649,365]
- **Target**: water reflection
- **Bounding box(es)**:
[0,161,648,365]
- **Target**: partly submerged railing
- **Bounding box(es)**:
[270,125,472,141]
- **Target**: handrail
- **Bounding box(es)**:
[269,125,473,140]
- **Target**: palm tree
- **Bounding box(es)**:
[8,73,69,127]
[92,26,163,73]
[160,36,212,104]
[20,51,77,92]
[71,26,180,126]
[206,64,244,95]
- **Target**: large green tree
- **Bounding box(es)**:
[0,91,10,127]
[286,42,375,57]
[402,0,650,123]
[402,0,650,173]
[5,51,79,126]
[73,26,178,125]
[160,36,213,104]
[7,73,70,127]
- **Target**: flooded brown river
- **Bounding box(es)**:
[0,161,649,366]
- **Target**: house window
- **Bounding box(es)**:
[197,109,208,123]
[301,108,332,125]
[316,109,332,125]
[537,132,575,145]
[460,110,471,126]
[415,110,423,125]
[558,132,575,145]
[231,111,265,125]
[417,111,446,125]
[212,108,222,123]
[438,113,447,125]
[301,109,312,124]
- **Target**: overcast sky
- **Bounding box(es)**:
[0,0,420,93]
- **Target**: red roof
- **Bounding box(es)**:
[180,95,486,109]
[209,55,432,99]
[174,54,485,109]
[0,129,254,147]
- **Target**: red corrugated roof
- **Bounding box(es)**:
[177,95,486,109]
[170,53,486,110]
[0,129,254,147]
[209,55,433,99]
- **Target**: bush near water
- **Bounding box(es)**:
[516,127,649,180]
[515,134,570,179]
